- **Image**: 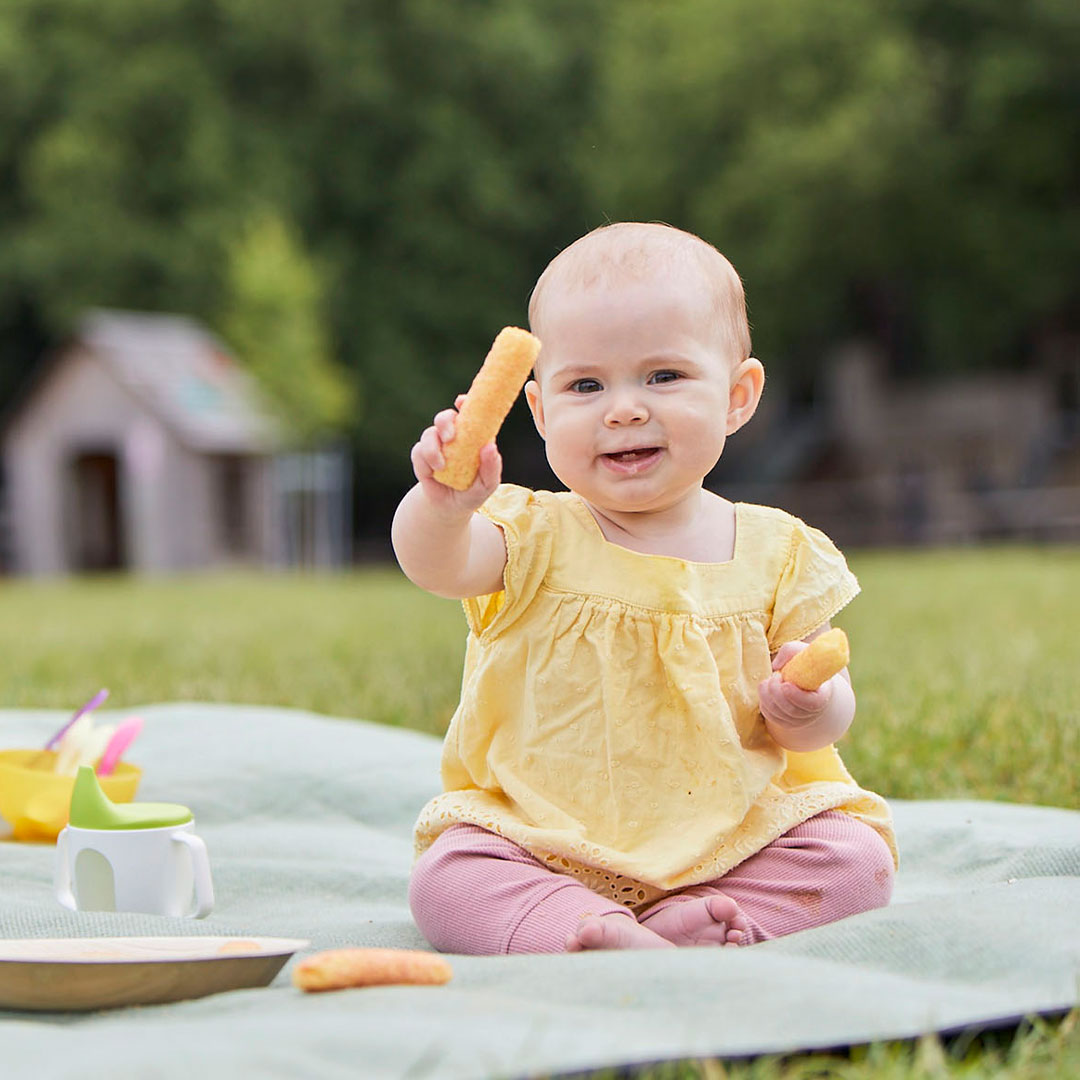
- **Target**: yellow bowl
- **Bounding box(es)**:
[0,750,142,843]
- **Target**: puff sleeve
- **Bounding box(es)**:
[462,484,554,638]
[767,518,860,651]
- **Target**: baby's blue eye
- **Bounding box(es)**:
[649,370,681,384]
[570,378,603,393]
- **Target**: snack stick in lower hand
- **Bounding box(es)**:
[292,947,453,992]
[432,326,541,490]
[779,627,850,690]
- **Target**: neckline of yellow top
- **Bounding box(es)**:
[565,494,746,569]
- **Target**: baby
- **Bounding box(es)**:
[392,222,896,953]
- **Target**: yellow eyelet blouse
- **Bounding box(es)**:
[414,484,896,911]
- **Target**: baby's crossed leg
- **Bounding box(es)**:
[638,810,894,947]
[409,813,893,955]
[410,823,669,953]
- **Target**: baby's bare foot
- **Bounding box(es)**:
[565,914,675,952]
[639,894,749,947]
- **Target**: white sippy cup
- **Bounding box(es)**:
[55,767,214,918]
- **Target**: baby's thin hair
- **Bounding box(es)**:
[528,222,752,364]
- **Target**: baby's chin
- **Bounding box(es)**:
[546,458,694,514]
[579,484,699,520]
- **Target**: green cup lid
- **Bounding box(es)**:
[69,766,193,830]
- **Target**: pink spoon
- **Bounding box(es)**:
[96,715,144,776]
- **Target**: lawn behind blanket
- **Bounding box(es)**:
[3,546,1076,809]
[2,546,1077,1078]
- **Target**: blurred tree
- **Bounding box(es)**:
[584,0,1079,378]
[901,0,1080,366]
[0,0,243,409]
[0,0,601,516]
[1,0,239,321]
[286,0,602,501]
[0,0,1075,531]
[219,208,353,445]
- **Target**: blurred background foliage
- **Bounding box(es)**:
[219,206,353,446]
[0,0,1076,526]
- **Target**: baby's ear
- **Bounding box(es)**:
[524,379,547,439]
[726,358,765,435]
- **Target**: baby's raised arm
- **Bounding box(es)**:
[391,418,507,599]
[391,327,540,600]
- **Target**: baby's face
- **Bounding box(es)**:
[526,268,740,517]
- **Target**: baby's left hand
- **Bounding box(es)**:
[757,641,834,731]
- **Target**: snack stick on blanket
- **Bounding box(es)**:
[779,627,850,691]
[432,326,542,490]
[293,948,453,992]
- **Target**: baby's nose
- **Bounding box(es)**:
[604,391,649,425]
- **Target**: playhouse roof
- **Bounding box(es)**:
[0,309,282,457]
[66,309,281,454]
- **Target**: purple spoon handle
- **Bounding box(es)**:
[44,688,110,751]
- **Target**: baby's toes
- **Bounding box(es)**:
[725,911,750,946]
[641,893,745,947]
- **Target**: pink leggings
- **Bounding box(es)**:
[410,811,894,954]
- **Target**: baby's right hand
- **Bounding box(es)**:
[410,398,502,514]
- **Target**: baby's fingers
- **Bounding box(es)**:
[771,641,806,672]
[474,442,502,492]
[759,672,831,721]
[433,407,460,443]
[411,426,446,477]
[782,675,832,711]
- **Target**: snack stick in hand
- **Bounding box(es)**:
[292,947,453,992]
[780,627,850,690]
[432,326,541,490]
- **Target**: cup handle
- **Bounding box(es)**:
[54,828,77,911]
[173,831,215,918]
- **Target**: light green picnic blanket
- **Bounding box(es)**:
[2,705,1078,1079]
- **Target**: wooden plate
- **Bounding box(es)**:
[0,936,309,1011]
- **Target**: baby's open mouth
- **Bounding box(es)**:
[600,444,656,470]
[605,448,659,463]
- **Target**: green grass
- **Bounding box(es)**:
[2,546,1077,1078]
[3,546,1075,809]
[565,1013,1079,1080]
[0,567,467,737]
[839,546,1078,809]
